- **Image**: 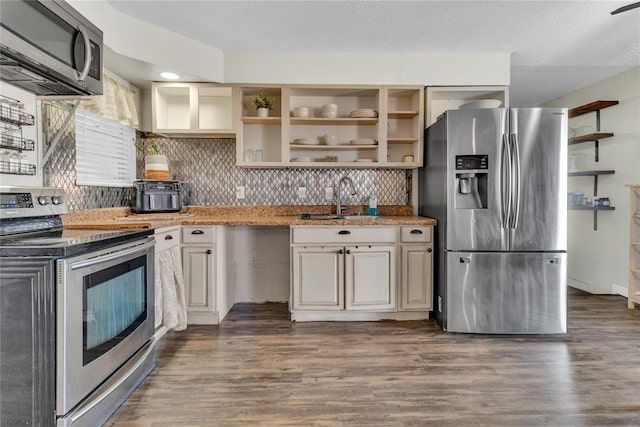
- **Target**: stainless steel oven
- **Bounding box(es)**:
[0,186,156,427]
[56,237,155,416]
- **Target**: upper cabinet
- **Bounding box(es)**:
[152,82,235,136]
[425,86,509,127]
[236,84,424,168]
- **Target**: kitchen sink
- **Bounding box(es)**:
[298,214,380,220]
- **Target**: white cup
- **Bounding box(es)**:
[323,134,338,145]
[255,150,263,162]
[293,106,310,118]
[403,155,414,163]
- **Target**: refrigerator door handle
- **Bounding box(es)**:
[510,133,521,229]
[501,133,512,229]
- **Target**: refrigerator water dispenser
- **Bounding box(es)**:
[455,155,488,209]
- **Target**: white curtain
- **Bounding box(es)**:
[79,74,139,128]
[155,246,187,331]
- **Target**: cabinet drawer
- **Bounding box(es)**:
[182,226,216,244]
[400,226,432,243]
[292,226,396,244]
[155,226,181,252]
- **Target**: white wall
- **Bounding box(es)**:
[545,67,640,295]
[224,51,510,86]
[232,226,290,303]
[0,82,42,187]
[68,0,224,83]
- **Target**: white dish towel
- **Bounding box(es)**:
[155,246,188,331]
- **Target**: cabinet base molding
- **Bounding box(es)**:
[187,311,219,325]
[291,311,429,322]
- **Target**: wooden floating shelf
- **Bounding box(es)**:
[290,117,378,125]
[387,138,419,144]
[569,133,614,145]
[241,117,282,125]
[568,170,615,177]
[388,111,419,119]
[569,100,619,118]
[568,206,615,211]
[289,144,377,150]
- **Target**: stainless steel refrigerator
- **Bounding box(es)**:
[419,108,568,334]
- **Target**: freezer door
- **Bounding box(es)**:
[508,108,567,251]
[446,109,509,251]
[446,251,567,334]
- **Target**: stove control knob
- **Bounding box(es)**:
[38,196,51,205]
[51,196,63,205]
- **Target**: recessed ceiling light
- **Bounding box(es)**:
[160,72,180,80]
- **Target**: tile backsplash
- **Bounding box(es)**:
[43,101,411,210]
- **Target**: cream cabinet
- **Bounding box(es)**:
[345,245,396,310]
[182,226,217,324]
[291,246,344,310]
[425,86,509,127]
[290,226,397,319]
[152,82,235,135]
[236,84,424,168]
[399,226,433,311]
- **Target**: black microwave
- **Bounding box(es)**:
[0,0,103,96]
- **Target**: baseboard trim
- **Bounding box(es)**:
[611,283,628,297]
[291,311,430,322]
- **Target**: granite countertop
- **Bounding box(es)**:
[63,205,436,230]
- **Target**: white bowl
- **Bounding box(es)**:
[459,99,502,110]
[321,110,338,118]
[322,103,338,111]
[293,106,310,118]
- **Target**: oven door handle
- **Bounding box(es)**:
[70,239,155,271]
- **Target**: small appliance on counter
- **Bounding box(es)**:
[133,180,182,213]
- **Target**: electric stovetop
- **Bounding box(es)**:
[0,227,154,257]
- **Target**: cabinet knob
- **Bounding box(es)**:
[338,230,351,235]
[346,249,351,254]
[410,229,423,234]
[427,248,432,253]
[206,249,212,255]
[191,230,204,235]
[165,235,173,240]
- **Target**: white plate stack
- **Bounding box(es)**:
[349,109,377,118]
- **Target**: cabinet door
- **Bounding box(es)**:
[182,246,215,313]
[400,244,433,311]
[345,245,396,311]
[291,246,344,310]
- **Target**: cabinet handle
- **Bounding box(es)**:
[164,235,174,240]
[206,249,212,255]
[338,230,351,235]
[191,230,204,235]
[338,249,344,254]
[410,229,423,234]
[346,249,351,254]
[427,248,432,253]
[459,257,470,264]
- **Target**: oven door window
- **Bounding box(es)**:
[83,255,147,365]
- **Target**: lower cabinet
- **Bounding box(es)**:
[182,226,218,324]
[345,245,396,311]
[291,225,433,321]
[399,226,434,311]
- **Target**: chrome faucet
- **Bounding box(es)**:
[336,176,357,215]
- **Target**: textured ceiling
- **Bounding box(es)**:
[107,0,640,106]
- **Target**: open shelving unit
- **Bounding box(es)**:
[628,184,640,309]
[0,95,37,176]
[567,100,618,230]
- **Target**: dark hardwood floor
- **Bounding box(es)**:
[106,288,640,426]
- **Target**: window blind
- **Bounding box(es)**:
[75,109,136,187]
